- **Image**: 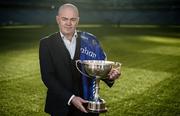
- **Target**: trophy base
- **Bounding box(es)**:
[87,99,107,113]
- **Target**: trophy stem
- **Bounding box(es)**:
[88,77,107,113]
[94,78,100,101]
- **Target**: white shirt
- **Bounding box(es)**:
[60,31,77,105]
[60,31,77,59]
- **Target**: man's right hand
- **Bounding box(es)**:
[71,96,88,113]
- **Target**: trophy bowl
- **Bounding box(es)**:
[81,60,115,79]
[76,60,121,113]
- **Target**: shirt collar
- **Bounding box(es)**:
[60,30,78,42]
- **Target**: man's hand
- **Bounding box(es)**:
[107,67,121,80]
[71,96,88,113]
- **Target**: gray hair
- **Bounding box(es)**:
[58,3,79,16]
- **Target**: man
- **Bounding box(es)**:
[39,3,120,116]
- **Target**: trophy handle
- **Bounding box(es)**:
[113,62,121,70]
[75,60,90,77]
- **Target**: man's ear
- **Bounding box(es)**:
[76,17,80,26]
[56,16,60,24]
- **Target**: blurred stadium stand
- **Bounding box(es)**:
[0,0,180,25]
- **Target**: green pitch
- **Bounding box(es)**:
[0,25,180,116]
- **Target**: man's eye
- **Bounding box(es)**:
[61,18,68,21]
[71,18,77,21]
[61,17,77,22]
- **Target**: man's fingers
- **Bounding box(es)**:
[71,96,88,113]
[80,99,89,103]
[78,105,88,113]
[108,68,121,80]
[77,100,88,113]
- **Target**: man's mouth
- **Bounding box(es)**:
[65,26,72,29]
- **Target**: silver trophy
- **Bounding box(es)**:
[76,60,121,113]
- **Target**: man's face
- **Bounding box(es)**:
[56,7,79,36]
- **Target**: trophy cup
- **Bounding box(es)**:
[76,60,121,113]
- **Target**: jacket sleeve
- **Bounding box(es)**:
[102,79,114,87]
[39,39,73,103]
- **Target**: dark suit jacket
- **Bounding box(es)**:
[39,32,114,116]
[39,32,79,115]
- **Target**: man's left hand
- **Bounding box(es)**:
[107,68,121,80]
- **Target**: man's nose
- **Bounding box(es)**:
[66,20,72,25]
